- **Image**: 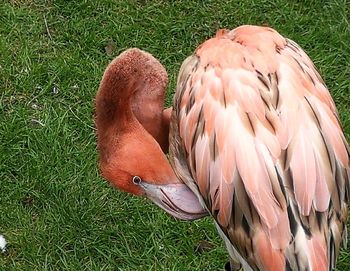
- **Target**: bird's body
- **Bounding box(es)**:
[95,25,349,271]
[169,25,349,271]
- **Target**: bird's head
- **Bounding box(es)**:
[97,120,177,197]
[95,48,207,220]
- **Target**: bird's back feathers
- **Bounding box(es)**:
[170,25,349,271]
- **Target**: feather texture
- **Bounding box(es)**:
[169,25,349,270]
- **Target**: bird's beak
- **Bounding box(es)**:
[137,181,208,220]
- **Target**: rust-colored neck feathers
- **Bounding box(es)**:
[95,49,174,195]
[95,48,170,155]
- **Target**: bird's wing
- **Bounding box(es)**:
[170,26,349,271]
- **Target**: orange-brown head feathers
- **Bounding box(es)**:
[95,48,175,195]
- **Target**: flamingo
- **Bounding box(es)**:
[95,25,349,270]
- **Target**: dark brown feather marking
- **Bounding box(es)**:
[265,112,277,133]
[210,132,218,161]
[186,92,195,114]
[222,90,227,107]
[287,40,302,57]
[256,70,270,89]
[242,216,251,235]
[176,81,188,110]
[276,46,281,54]
[292,56,305,72]
[275,71,279,85]
[271,72,280,109]
[315,211,325,230]
[304,70,316,85]
[246,113,256,135]
[213,187,219,210]
[280,149,288,170]
[275,166,287,199]
[191,147,197,173]
[300,218,312,237]
[260,90,270,109]
[287,205,298,237]
[286,168,295,193]
[190,104,205,151]
[304,97,321,127]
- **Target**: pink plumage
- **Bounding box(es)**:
[170,25,349,270]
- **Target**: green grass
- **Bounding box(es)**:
[0,0,349,270]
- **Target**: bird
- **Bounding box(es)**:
[95,25,349,271]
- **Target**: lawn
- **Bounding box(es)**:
[0,0,349,270]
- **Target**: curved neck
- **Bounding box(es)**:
[95,48,171,154]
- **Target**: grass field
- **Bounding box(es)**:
[1,0,349,270]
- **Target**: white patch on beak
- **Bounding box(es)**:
[138,182,208,220]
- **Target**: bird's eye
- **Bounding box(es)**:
[132,176,142,185]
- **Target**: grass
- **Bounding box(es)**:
[0,0,349,270]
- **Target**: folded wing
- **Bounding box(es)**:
[170,25,349,271]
